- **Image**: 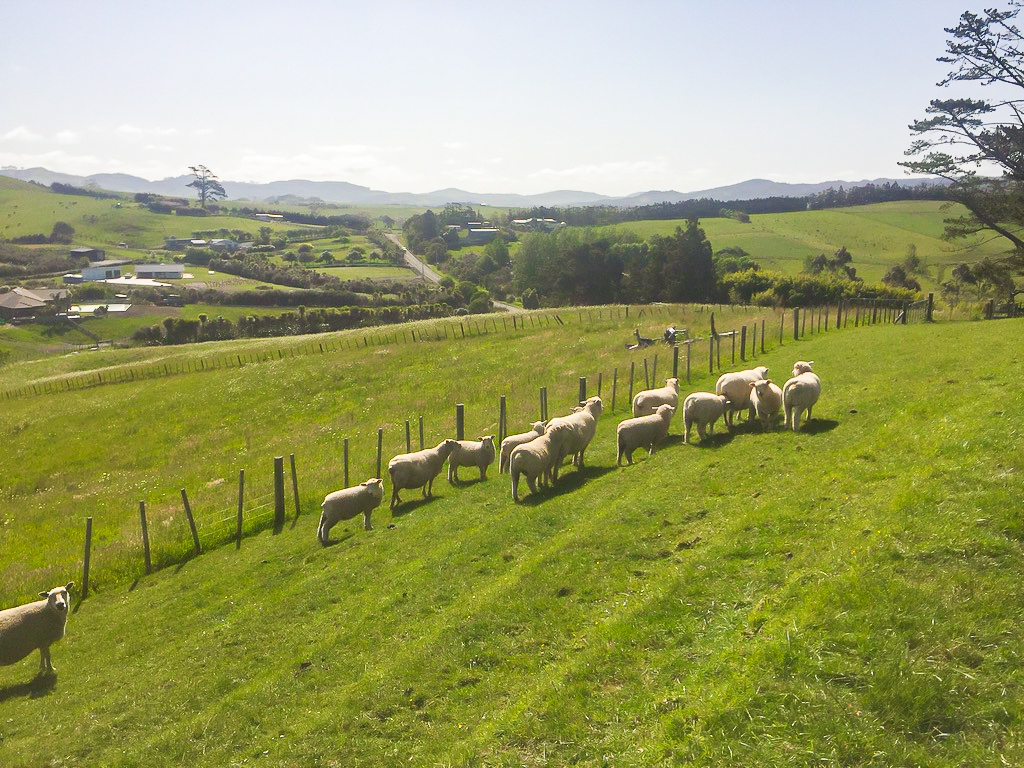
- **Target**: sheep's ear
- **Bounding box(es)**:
[39,591,49,598]
[65,581,75,591]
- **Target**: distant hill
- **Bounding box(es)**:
[0,166,942,208]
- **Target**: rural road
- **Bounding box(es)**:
[384,232,522,313]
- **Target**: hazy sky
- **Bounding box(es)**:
[0,0,992,195]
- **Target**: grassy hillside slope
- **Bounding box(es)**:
[594,202,1011,289]
[1,313,1023,766]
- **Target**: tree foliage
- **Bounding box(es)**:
[901,2,1024,286]
[187,165,227,209]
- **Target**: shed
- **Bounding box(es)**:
[134,264,184,279]
[81,260,131,281]
[70,246,106,262]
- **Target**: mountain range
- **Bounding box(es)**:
[0,166,941,208]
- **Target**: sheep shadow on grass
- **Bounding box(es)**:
[799,418,840,435]
[320,530,357,547]
[518,465,616,506]
[0,672,57,702]
[389,495,441,518]
[688,431,735,449]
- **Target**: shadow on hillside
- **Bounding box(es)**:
[389,496,441,518]
[518,465,616,506]
[0,672,57,703]
[800,418,840,435]
[688,431,735,449]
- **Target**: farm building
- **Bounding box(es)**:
[163,237,192,250]
[134,264,184,279]
[254,213,284,222]
[209,239,238,252]
[70,246,106,262]
[466,227,500,245]
[63,260,132,283]
[0,287,69,319]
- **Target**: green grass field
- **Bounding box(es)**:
[591,201,1013,290]
[1,306,1023,765]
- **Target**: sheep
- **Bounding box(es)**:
[632,377,680,417]
[387,439,459,510]
[792,360,814,376]
[509,432,560,502]
[683,392,729,443]
[499,421,546,473]
[448,436,496,482]
[545,396,603,480]
[716,366,770,427]
[0,582,74,675]
[749,379,784,431]
[616,404,676,465]
[318,479,384,541]
[783,368,822,432]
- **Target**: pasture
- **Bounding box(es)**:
[591,201,1012,289]
[1,306,1022,766]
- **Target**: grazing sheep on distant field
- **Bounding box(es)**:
[388,439,459,510]
[318,479,384,541]
[783,368,821,432]
[448,436,496,482]
[499,422,546,473]
[683,392,729,443]
[510,432,559,502]
[616,404,676,465]
[716,366,769,427]
[632,377,680,417]
[749,379,783,431]
[0,582,74,675]
[545,396,603,480]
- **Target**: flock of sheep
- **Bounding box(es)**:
[2,360,821,680]
[316,360,822,541]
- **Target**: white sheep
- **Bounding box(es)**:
[509,432,559,502]
[499,421,546,473]
[387,439,459,510]
[545,396,603,480]
[616,404,676,465]
[783,368,822,432]
[448,436,496,482]
[683,392,729,443]
[318,479,384,541]
[749,379,783,431]
[792,360,814,376]
[632,377,680,417]
[716,365,769,427]
[0,582,74,675]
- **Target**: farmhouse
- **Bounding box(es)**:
[253,213,284,222]
[209,238,238,252]
[466,227,499,245]
[134,264,184,279]
[70,246,106,262]
[0,287,69,320]
[64,259,133,283]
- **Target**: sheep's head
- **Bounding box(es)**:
[656,404,676,417]
[39,583,74,614]
[751,379,774,397]
[754,366,769,379]
[666,377,679,392]
[530,421,546,433]
[479,436,495,449]
[585,396,603,417]
[792,361,814,376]
[439,439,460,456]
[361,479,384,500]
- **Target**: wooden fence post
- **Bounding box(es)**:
[926,293,934,322]
[597,372,603,398]
[405,419,412,452]
[419,415,424,450]
[761,319,766,353]
[708,336,714,374]
[456,403,465,440]
[628,362,635,406]
[578,376,587,405]
[644,358,650,389]
[730,331,736,364]
[289,453,301,528]
[272,458,285,535]
[499,396,507,443]
[802,308,807,336]
[82,517,93,599]
[740,326,747,362]
[139,501,151,575]
[343,438,350,487]
[236,469,245,549]
[673,345,679,377]
[376,428,383,478]
[836,300,842,330]
[182,488,202,552]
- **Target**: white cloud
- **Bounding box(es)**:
[143,144,174,153]
[1,125,44,142]
[55,130,81,145]
[442,142,465,150]
[115,124,178,138]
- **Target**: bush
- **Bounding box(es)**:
[522,288,540,309]
[175,207,209,217]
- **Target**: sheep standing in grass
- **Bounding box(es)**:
[632,377,680,417]
[0,582,74,675]
[783,362,821,432]
[683,392,729,443]
[499,421,546,473]
[716,366,769,427]
[616,404,675,465]
[388,439,459,510]
[448,436,496,482]
[749,379,783,432]
[545,396,603,480]
[318,479,384,541]
[510,432,559,502]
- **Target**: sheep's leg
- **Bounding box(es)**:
[480,465,487,481]
[684,419,692,444]
[362,510,373,531]
[512,472,520,502]
[806,404,814,421]
[526,475,537,494]
[698,423,708,441]
[390,488,401,510]
[39,646,52,674]
[792,409,801,432]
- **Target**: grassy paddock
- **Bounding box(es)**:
[0,314,1021,765]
